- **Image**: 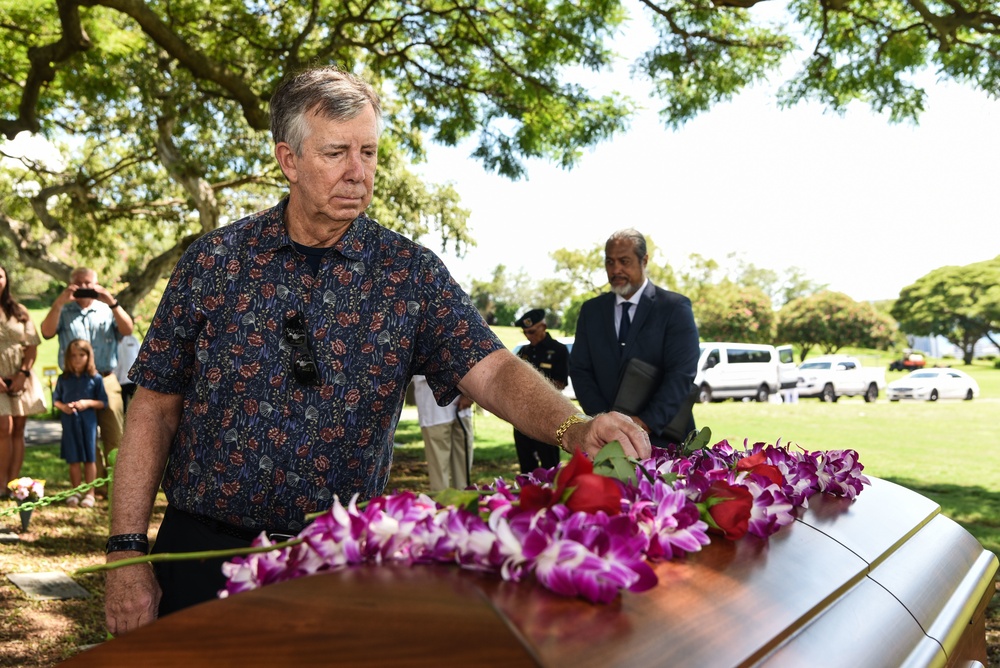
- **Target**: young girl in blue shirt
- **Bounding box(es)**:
[53,339,108,509]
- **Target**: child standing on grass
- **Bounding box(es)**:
[53,339,107,509]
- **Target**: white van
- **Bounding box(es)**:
[695,342,797,403]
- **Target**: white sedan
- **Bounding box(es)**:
[886,368,980,402]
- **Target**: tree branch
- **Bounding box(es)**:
[710,0,769,7]
[154,114,220,234]
[0,209,73,279]
[83,0,270,130]
[0,0,92,139]
[116,232,201,311]
[28,181,83,233]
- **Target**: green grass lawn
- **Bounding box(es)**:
[27,308,60,372]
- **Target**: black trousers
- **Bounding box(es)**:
[152,506,256,617]
[513,429,561,473]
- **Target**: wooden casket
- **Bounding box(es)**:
[65,477,997,667]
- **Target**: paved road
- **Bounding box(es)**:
[25,418,62,446]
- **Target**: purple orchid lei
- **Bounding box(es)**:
[220,439,869,605]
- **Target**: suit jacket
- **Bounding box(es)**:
[570,281,700,441]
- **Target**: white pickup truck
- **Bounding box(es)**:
[796,355,886,402]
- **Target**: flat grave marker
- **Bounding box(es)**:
[8,572,91,600]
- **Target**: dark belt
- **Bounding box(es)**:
[168,506,297,543]
[101,371,113,377]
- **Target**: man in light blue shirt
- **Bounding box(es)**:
[41,267,134,492]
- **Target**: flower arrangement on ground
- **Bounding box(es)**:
[7,477,45,503]
[221,431,869,604]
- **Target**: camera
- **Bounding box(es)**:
[73,288,99,299]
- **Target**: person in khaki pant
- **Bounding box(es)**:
[411,375,474,491]
[41,267,133,494]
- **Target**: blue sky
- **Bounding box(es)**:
[415,9,997,303]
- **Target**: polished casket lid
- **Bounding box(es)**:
[64,477,997,667]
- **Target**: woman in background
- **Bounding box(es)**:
[0,265,46,498]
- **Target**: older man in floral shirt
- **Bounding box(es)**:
[105,66,650,634]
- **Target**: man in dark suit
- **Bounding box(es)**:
[570,229,700,446]
[512,308,569,472]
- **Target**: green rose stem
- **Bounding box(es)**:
[76,492,475,578]
[75,538,305,575]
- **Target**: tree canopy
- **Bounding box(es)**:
[634,0,1000,127]
[695,281,774,344]
[0,0,630,307]
[526,241,824,338]
[890,257,1000,364]
[778,290,898,360]
[2,0,999,307]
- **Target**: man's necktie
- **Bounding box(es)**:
[619,302,632,345]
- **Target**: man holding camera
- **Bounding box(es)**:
[41,267,134,492]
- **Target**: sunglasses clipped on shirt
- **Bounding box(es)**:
[284,312,320,386]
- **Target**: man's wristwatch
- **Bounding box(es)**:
[106,533,150,555]
[555,412,592,451]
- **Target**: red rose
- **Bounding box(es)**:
[518,484,555,512]
[704,480,753,540]
[736,452,766,470]
[736,453,784,487]
[519,450,622,516]
[563,473,623,515]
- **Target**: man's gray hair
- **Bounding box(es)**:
[606,228,647,261]
[71,267,96,281]
[270,66,384,155]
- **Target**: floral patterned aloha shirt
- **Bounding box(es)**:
[131,198,503,533]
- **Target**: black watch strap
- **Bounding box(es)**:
[106,533,150,555]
